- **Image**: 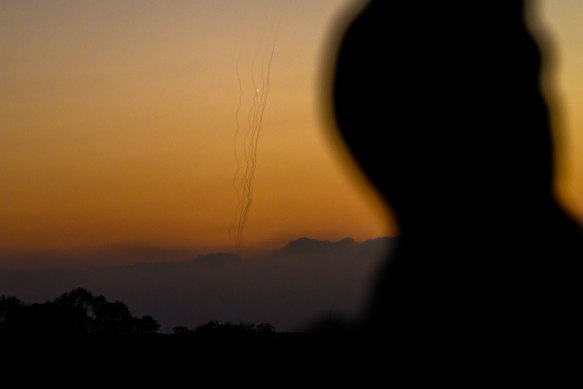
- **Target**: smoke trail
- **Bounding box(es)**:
[231,4,281,251]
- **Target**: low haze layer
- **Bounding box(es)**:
[0,236,393,333]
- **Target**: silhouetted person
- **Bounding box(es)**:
[332,0,581,369]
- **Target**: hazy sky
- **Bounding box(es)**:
[1,0,389,256]
[1,1,582,263]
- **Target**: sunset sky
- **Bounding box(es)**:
[1,0,582,265]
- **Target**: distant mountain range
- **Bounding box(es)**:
[279,236,391,258]
[0,237,395,333]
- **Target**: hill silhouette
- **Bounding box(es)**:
[281,237,357,256]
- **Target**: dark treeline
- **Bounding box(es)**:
[0,288,313,354]
[0,287,284,343]
[173,320,275,336]
[0,288,160,341]
[0,287,351,377]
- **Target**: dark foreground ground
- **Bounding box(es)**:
[1,287,574,384]
[0,288,380,382]
[2,330,392,385]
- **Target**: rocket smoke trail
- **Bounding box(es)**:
[231,7,280,251]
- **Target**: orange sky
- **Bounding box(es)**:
[0,1,582,259]
[0,0,391,255]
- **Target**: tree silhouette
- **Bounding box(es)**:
[172,325,190,336]
[0,288,160,341]
[256,322,275,334]
[0,296,24,339]
[134,315,160,335]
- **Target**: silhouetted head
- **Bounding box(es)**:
[333,1,555,235]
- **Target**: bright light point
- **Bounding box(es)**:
[256,88,260,93]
